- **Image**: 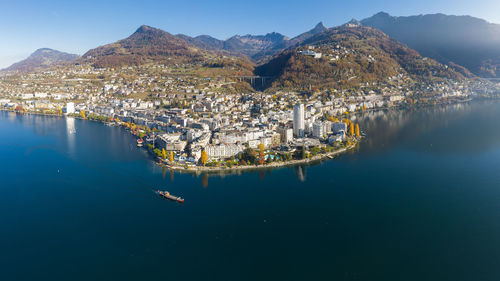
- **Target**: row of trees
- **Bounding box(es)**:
[343,118,361,138]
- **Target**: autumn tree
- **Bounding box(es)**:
[169,151,174,162]
[258,143,266,165]
[201,150,208,166]
[162,148,167,160]
[349,122,354,137]
[355,124,360,138]
[80,110,86,119]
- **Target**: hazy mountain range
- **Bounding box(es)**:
[3,12,500,80]
[362,12,500,77]
[3,48,79,73]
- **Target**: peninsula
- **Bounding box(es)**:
[1,18,499,171]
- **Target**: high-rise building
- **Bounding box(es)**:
[277,126,293,143]
[293,103,305,137]
[312,121,325,139]
[65,102,75,114]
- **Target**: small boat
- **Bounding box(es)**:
[156,190,184,203]
[137,138,144,147]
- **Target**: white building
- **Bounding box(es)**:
[205,144,244,160]
[65,102,75,114]
[312,122,325,139]
[293,103,305,138]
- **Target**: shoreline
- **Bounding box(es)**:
[159,144,357,174]
[0,96,479,174]
[0,108,359,173]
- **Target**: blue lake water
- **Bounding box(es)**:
[1,101,500,281]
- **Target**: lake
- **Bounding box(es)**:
[2,101,500,281]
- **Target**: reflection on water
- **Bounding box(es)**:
[5,101,500,189]
[65,117,76,157]
[294,166,306,182]
[3,102,500,281]
[171,101,500,187]
[201,173,208,188]
[356,101,500,155]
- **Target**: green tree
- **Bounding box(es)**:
[310,146,321,156]
[241,147,257,165]
[153,148,162,158]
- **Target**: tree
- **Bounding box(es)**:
[355,124,360,138]
[301,146,306,159]
[162,148,167,160]
[294,145,306,160]
[241,147,257,165]
[258,143,266,165]
[169,151,174,162]
[153,148,162,158]
[80,110,86,119]
[311,146,321,156]
[349,122,354,137]
[201,150,208,166]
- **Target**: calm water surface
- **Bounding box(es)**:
[1,101,500,281]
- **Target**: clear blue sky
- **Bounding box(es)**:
[1,0,499,68]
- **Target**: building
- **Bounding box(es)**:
[331,122,347,134]
[65,102,75,114]
[312,122,325,139]
[302,50,322,59]
[157,133,187,152]
[277,126,293,143]
[205,144,244,160]
[293,103,305,138]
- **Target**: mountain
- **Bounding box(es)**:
[83,25,203,67]
[176,22,329,62]
[175,31,290,60]
[251,22,329,61]
[176,32,290,59]
[289,22,328,45]
[225,32,290,60]
[176,34,224,51]
[255,24,464,91]
[3,48,79,73]
[361,12,500,77]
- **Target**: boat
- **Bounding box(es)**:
[156,190,184,203]
[137,138,144,147]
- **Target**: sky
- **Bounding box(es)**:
[0,0,499,68]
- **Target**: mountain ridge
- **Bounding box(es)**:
[256,24,465,91]
[82,25,203,67]
[2,48,79,73]
[361,12,500,77]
